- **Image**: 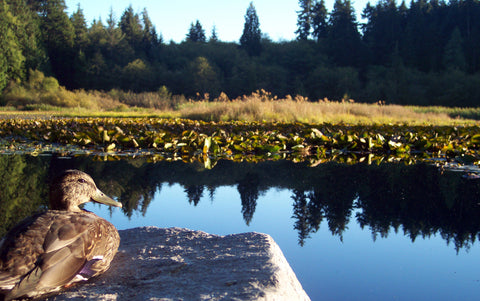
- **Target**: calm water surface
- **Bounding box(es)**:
[1,155,480,300]
[87,185,480,301]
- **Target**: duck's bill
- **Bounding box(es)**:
[92,188,122,208]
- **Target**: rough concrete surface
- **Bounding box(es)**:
[48,227,310,301]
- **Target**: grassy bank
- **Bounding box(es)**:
[176,98,468,125]
[1,73,479,125]
[1,97,479,126]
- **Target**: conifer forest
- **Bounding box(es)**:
[1,0,480,107]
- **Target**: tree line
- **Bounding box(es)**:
[1,0,480,107]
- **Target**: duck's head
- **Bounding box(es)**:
[49,169,122,212]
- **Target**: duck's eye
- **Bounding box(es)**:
[78,178,87,184]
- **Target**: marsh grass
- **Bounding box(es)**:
[411,106,480,120]
[107,88,185,110]
[1,77,479,125]
[178,95,461,125]
[0,96,475,125]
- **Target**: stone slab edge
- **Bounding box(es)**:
[49,227,311,301]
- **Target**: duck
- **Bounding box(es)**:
[0,169,122,301]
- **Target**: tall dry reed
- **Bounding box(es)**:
[179,92,456,124]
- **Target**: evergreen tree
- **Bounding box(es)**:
[37,0,74,49]
[186,22,195,42]
[103,8,132,80]
[402,0,435,71]
[296,0,313,40]
[328,0,363,66]
[443,27,466,72]
[457,0,480,73]
[105,7,126,53]
[194,20,206,42]
[106,7,117,32]
[362,0,405,66]
[209,25,219,42]
[37,0,75,87]
[240,2,262,56]
[0,0,25,90]
[2,0,480,106]
[83,19,108,88]
[88,19,107,48]
[70,4,88,48]
[186,20,206,42]
[6,0,44,72]
[119,5,143,50]
[141,8,159,58]
[312,0,329,41]
[69,4,89,88]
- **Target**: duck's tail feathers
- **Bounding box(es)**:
[0,272,20,291]
[4,266,43,301]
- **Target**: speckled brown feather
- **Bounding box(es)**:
[0,170,121,301]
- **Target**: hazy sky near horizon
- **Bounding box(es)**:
[64,0,370,43]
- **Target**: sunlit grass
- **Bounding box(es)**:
[177,97,476,125]
[1,70,478,125]
[1,87,480,125]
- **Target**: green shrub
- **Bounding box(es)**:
[41,77,60,93]
[106,86,183,110]
[0,70,130,110]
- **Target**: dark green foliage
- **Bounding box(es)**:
[188,57,220,96]
[0,155,48,238]
[296,0,329,41]
[240,2,262,56]
[141,8,160,58]
[311,0,328,41]
[119,5,143,51]
[70,4,88,49]
[0,0,47,91]
[36,0,75,87]
[3,0,480,106]
[296,0,314,40]
[186,20,206,43]
[362,0,405,66]
[5,0,45,72]
[209,26,218,42]
[0,1,25,90]
[443,27,466,71]
[328,0,365,67]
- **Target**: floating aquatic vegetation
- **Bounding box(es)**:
[0,117,479,168]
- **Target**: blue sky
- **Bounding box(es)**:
[65,0,370,43]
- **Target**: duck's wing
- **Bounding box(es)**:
[5,212,102,300]
[0,212,47,291]
[0,273,21,291]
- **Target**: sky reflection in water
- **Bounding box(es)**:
[86,183,480,301]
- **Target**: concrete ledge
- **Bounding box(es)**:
[49,227,310,300]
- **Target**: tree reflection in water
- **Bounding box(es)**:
[237,173,260,226]
[1,154,480,252]
[185,185,204,206]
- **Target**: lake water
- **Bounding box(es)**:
[1,154,480,300]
